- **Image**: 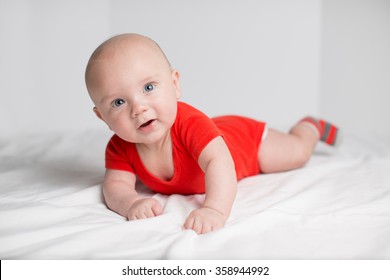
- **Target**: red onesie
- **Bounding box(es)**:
[105,102,266,195]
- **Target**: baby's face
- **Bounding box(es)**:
[87,37,181,144]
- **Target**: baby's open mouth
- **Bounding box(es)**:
[140,120,155,128]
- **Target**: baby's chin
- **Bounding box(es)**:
[121,130,170,145]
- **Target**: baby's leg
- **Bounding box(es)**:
[258,117,339,173]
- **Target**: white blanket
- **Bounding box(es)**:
[1,130,390,259]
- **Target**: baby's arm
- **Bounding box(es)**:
[183,136,237,234]
[103,169,163,220]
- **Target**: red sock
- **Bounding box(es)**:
[300,117,340,146]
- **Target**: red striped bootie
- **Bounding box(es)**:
[300,117,340,146]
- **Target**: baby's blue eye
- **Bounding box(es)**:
[144,83,155,92]
[112,98,125,108]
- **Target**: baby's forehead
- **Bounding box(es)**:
[95,35,162,61]
[96,42,169,75]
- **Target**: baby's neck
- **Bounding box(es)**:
[136,131,172,154]
[135,131,174,181]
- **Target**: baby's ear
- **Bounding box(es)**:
[172,70,181,100]
[93,107,104,121]
[93,107,112,130]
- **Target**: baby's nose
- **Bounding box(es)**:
[130,101,148,117]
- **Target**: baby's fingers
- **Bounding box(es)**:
[192,219,204,235]
[151,201,163,216]
[183,216,194,231]
[200,223,213,234]
[135,208,154,219]
[183,216,213,235]
[127,207,156,220]
[127,198,163,220]
[183,207,226,234]
[129,209,153,220]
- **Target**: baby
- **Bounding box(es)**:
[85,33,339,235]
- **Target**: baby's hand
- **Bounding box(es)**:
[127,198,163,220]
[183,207,227,235]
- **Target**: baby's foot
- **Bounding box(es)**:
[300,117,341,146]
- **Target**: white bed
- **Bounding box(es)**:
[1,129,390,259]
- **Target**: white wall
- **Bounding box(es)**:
[0,0,321,136]
[0,0,111,136]
[1,0,388,139]
[321,0,390,139]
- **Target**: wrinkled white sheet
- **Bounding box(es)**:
[1,129,390,259]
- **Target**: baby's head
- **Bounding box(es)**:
[85,33,181,144]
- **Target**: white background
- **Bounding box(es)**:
[0,0,389,138]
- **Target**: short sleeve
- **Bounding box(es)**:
[174,103,223,160]
[105,134,135,173]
